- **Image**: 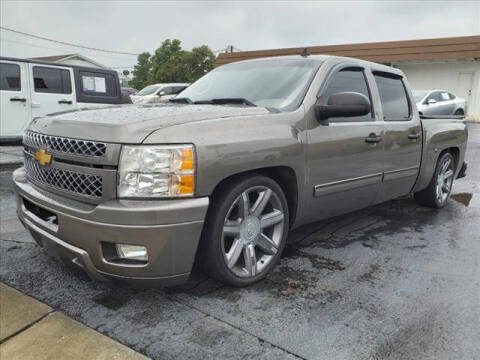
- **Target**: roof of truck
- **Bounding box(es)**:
[222,54,405,77]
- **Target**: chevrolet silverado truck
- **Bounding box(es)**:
[13,55,468,287]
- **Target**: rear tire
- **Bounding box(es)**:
[454,109,464,116]
[199,175,289,287]
[414,152,455,208]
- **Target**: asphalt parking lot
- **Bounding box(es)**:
[1,124,479,360]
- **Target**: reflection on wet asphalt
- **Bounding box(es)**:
[1,124,479,360]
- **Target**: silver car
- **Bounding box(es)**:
[414,89,466,116]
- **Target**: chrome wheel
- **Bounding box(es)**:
[436,157,454,205]
[222,186,285,278]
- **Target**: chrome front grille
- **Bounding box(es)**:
[23,131,107,157]
[24,154,103,199]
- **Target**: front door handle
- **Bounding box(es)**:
[10,97,26,102]
[365,133,382,143]
[58,100,72,105]
[408,133,421,140]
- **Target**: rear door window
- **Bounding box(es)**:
[0,63,21,91]
[373,73,410,121]
[33,66,71,94]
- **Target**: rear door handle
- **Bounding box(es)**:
[58,100,72,105]
[408,133,421,140]
[10,97,26,102]
[365,133,382,143]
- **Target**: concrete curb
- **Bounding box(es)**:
[0,283,149,359]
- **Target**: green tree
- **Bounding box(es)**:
[130,52,152,90]
[183,45,216,82]
[131,39,216,86]
[149,39,186,83]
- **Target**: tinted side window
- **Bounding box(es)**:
[440,92,451,101]
[79,71,117,97]
[172,86,185,94]
[160,87,173,95]
[374,73,410,121]
[0,63,21,91]
[448,92,456,100]
[428,92,443,102]
[33,66,71,94]
[322,69,372,122]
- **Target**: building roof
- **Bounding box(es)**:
[29,53,107,68]
[216,36,480,66]
[30,54,76,62]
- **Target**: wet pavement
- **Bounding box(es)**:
[1,124,479,360]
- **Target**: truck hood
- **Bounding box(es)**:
[27,104,270,143]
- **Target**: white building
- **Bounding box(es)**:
[29,54,107,69]
[395,60,479,120]
[217,36,480,120]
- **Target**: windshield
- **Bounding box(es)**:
[178,59,320,111]
[412,90,428,102]
[137,85,161,96]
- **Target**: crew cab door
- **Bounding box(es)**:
[28,64,76,118]
[306,65,384,221]
[0,60,31,138]
[371,72,422,202]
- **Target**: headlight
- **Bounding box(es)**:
[118,145,195,198]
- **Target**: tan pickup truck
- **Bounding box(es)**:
[13,55,468,287]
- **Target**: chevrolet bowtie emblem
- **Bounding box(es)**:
[34,149,52,166]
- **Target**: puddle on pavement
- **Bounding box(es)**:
[93,291,130,309]
[451,193,473,206]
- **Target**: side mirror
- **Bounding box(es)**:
[427,98,436,105]
[315,92,371,124]
[158,91,166,97]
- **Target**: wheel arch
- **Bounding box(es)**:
[208,166,299,227]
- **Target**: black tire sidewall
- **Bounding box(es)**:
[202,175,289,286]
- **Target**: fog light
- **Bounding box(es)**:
[116,244,148,261]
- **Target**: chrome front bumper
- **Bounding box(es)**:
[13,167,209,287]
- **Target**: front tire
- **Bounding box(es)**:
[199,175,289,286]
[414,152,455,208]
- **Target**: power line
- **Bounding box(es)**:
[0,37,137,61]
[0,26,140,56]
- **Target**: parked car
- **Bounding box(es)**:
[0,57,122,142]
[130,83,190,104]
[13,55,468,288]
[413,89,466,116]
[120,87,137,104]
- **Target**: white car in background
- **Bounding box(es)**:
[130,83,190,104]
[413,89,466,117]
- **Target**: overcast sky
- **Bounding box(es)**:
[1,0,479,71]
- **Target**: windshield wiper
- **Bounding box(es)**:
[169,97,193,104]
[194,98,257,107]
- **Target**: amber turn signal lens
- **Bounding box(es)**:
[179,175,195,195]
[181,148,194,171]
